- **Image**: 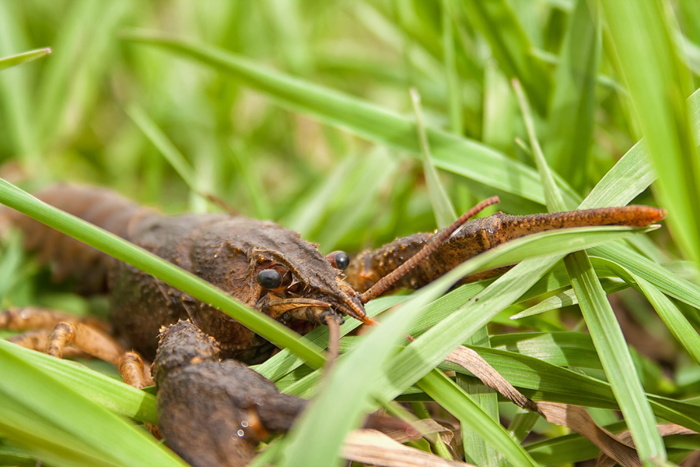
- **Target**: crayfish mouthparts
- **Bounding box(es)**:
[286,306,345,325]
[284,299,375,327]
[262,295,370,325]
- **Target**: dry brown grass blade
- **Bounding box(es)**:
[378,418,454,445]
[445,346,535,410]
[595,424,698,467]
[535,401,640,466]
[342,429,472,467]
[445,346,641,466]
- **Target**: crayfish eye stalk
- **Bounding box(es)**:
[326,250,350,270]
[359,196,500,304]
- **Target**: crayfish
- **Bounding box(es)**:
[0,185,665,466]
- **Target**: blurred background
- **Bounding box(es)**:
[1,0,680,251]
[2,2,700,464]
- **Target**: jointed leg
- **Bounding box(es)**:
[0,307,108,332]
[1,307,122,362]
[45,321,124,365]
[118,351,154,388]
[8,330,91,359]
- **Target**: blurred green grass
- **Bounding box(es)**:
[1,1,700,465]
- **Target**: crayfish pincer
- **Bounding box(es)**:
[0,184,665,465]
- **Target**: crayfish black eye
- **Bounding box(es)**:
[257,269,282,289]
[326,250,350,270]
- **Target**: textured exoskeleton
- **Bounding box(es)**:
[6,185,666,363]
[1,184,666,466]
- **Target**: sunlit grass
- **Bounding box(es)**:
[0,1,699,466]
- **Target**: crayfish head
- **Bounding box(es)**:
[250,242,374,327]
[191,219,376,338]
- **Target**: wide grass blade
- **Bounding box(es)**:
[590,257,700,365]
[602,2,700,272]
[0,344,185,467]
[564,252,666,460]
[0,340,157,423]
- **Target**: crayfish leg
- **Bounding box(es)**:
[118,351,154,388]
[45,321,125,365]
[7,330,90,359]
[0,306,109,332]
[0,308,123,366]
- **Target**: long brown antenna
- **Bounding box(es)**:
[359,196,500,303]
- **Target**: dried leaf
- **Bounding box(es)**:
[596,424,698,467]
[446,346,640,465]
[342,429,472,467]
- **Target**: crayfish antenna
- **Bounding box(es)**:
[359,196,500,304]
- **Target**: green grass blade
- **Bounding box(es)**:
[35,1,130,147]
[380,256,558,402]
[460,0,551,115]
[417,369,537,466]
[279,271,449,466]
[253,296,403,384]
[602,2,700,271]
[0,340,157,424]
[635,276,700,365]
[510,278,627,319]
[126,105,200,196]
[441,0,463,135]
[482,63,517,152]
[228,139,273,220]
[582,86,700,209]
[0,1,40,165]
[580,138,656,208]
[409,88,456,227]
[564,251,666,461]
[545,0,599,191]
[591,243,700,311]
[589,257,700,365]
[0,344,185,467]
[441,348,700,431]
[512,80,568,212]
[0,47,51,71]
